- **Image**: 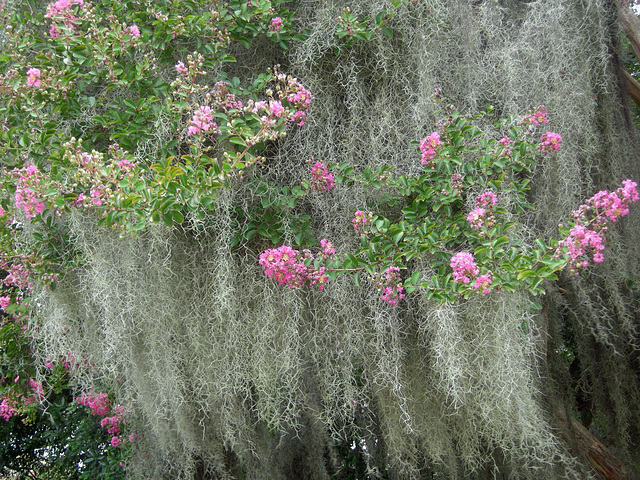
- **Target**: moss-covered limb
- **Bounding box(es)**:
[619,7,640,63]
[622,69,640,107]
[555,404,638,480]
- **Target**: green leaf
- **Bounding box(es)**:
[392,230,404,244]
[493,235,509,248]
[516,270,537,280]
[407,271,420,286]
[170,210,184,223]
[162,213,174,227]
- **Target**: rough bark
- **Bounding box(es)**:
[554,405,638,480]
[620,7,640,107]
[623,70,640,107]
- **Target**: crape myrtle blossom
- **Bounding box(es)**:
[259,244,330,290]
[2,262,33,292]
[450,252,479,284]
[128,25,140,38]
[557,179,639,274]
[270,17,283,32]
[101,405,127,435]
[187,105,220,136]
[46,0,83,38]
[419,132,443,165]
[467,191,498,231]
[269,100,285,118]
[175,61,188,75]
[450,173,463,195]
[26,68,41,87]
[352,210,368,231]
[13,164,46,219]
[310,162,334,191]
[285,79,312,127]
[476,190,498,208]
[0,296,10,312]
[210,81,243,111]
[46,0,83,17]
[522,105,549,126]
[538,132,562,155]
[473,272,493,295]
[450,252,493,295]
[466,208,485,230]
[28,379,44,400]
[374,266,406,306]
[497,136,513,157]
[587,179,639,222]
[320,239,336,259]
[239,73,312,138]
[76,391,131,448]
[0,397,16,421]
[76,390,110,416]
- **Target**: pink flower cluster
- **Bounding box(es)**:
[450,173,463,195]
[286,80,312,127]
[101,405,127,434]
[242,73,312,138]
[450,252,493,295]
[320,238,336,258]
[588,179,639,221]
[13,164,45,219]
[522,105,549,125]
[269,100,284,118]
[187,105,219,136]
[175,61,188,75]
[76,391,110,416]
[450,252,479,284]
[26,68,41,87]
[259,244,330,290]
[466,208,485,230]
[28,378,44,399]
[419,132,443,165]
[375,266,406,306]
[128,25,140,38]
[538,132,562,155]
[270,17,283,32]
[476,190,498,208]
[310,162,334,191]
[0,397,16,421]
[76,391,131,448]
[210,81,243,111]
[61,141,138,211]
[46,0,83,38]
[467,191,498,231]
[46,0,83,17]
[559,225,605,270]
[497,136,513,157]
[352,210,368,231]
[558,179,639,274]
[2,263,32,292]
[473,272,493,295]
[0,296,10,312]
[101,405,128,448]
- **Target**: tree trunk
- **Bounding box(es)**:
[554,405,638,480]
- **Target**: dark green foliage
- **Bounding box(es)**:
[0,387,126,480]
